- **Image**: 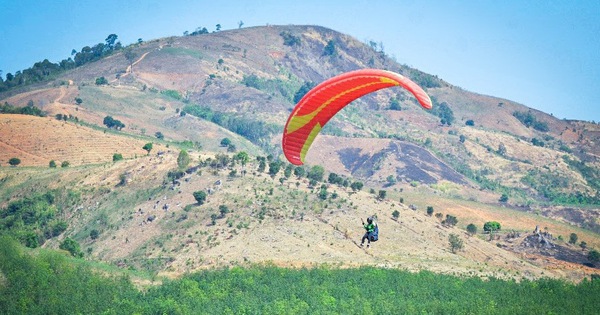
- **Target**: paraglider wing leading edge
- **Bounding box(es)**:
[282,69,433,165]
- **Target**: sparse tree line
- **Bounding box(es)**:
[0,34,125,92]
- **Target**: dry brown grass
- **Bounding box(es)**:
[0,114,156,166]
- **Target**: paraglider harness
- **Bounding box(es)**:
[362,216,379,242]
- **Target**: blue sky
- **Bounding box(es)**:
[1,0,598,121]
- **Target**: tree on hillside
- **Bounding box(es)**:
[103,116,125,130]
[59,237,83,258]
[177,150,190,170]
[193,191,207,205]
[142,143,153,155]
[8,158,21,166]
[124,48,137,70]
[466,223,477,236]
[49,160,57,168]
[220,138,232,147]
[350,181,363,192]
[307,165,325,182]
[113,153,123,162]
[449,234,464,253]
[589,249,600,266]
[234,151,249,167]
[95,77,108,85]
[569,233,578,245]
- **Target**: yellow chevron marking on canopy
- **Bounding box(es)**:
[286,77,397,134]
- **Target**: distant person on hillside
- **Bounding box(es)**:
[361,216,377,248]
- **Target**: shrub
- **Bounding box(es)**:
[49,160,57,168]
[193,191,207,205]
[95,77,108,85]
[569,233,578,245]
[467,223,477,235]
[449,233,464,253]
[426,206,434,216]
[392,210,400,220]
[8,157,21,166]
[112,153,123,162]
[484,221,501,233]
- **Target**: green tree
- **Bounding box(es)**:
[392,210,400,221]
[307,165,325,182]
[442,215,458,227]
[112,153,123,162]
[569,233,578,245]
[426,206,434,216]
[177,150,190,169]
[234,151,249,167]
[75,97,83,105]
[589,249,600,265]
[49,160,57,168]
[143,143,153,154]
[323,39,337,56]
[61,161,70,167]
[193,191,207,205]
[8,157,21,166]
[467,223,477,235]
[220,138,232,147]
[449,234,464,253]
[90,229,100,240]
[293,81,316,103]
[268,161,282,177]
[95,76,108,85]
[484,221,501,233]
[389,97,401,110]
[59,237,83,257]
[465,119,475,126]
[378,190,387,200]
[155,131,164,139]
[294,166,306,178]
[499,194,509,203]
[350,181,363,192]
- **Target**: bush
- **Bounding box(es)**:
[569,233,578,245]
[95,77,108,85]
[49,160,57,168]
[484,221,501,233]
[392,210,400,220]
[112,153,123,162]
[442,215,458,227]
[449,233,464,253]
[8,157,21,166]
[59,237,83,257]
[193,191,207,205]
[426,206,434,216]
[466,223,477,235]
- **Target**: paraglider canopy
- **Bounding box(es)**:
[282,69,432,165]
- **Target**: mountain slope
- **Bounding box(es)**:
[1,25,599,282]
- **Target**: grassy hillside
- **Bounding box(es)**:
[1,24,599,286]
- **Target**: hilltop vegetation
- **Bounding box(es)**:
[2,237,599,315]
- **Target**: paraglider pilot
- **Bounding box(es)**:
[361,216,376,248]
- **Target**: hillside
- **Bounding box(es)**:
[1,25,599,282]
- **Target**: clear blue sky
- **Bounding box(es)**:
[1,0,598,121]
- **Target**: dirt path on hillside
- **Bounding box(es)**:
[111,47,158,83]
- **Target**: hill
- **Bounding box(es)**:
[0,25,599,282]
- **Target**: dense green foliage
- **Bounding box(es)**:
[183,104,279,148]
[0,192,67,248]
[2,239,599,315]
[103,115,125,130]
[1,102,46,117]
[513,111,549,132]
[0,237,139,314]
[431,101,455,125]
